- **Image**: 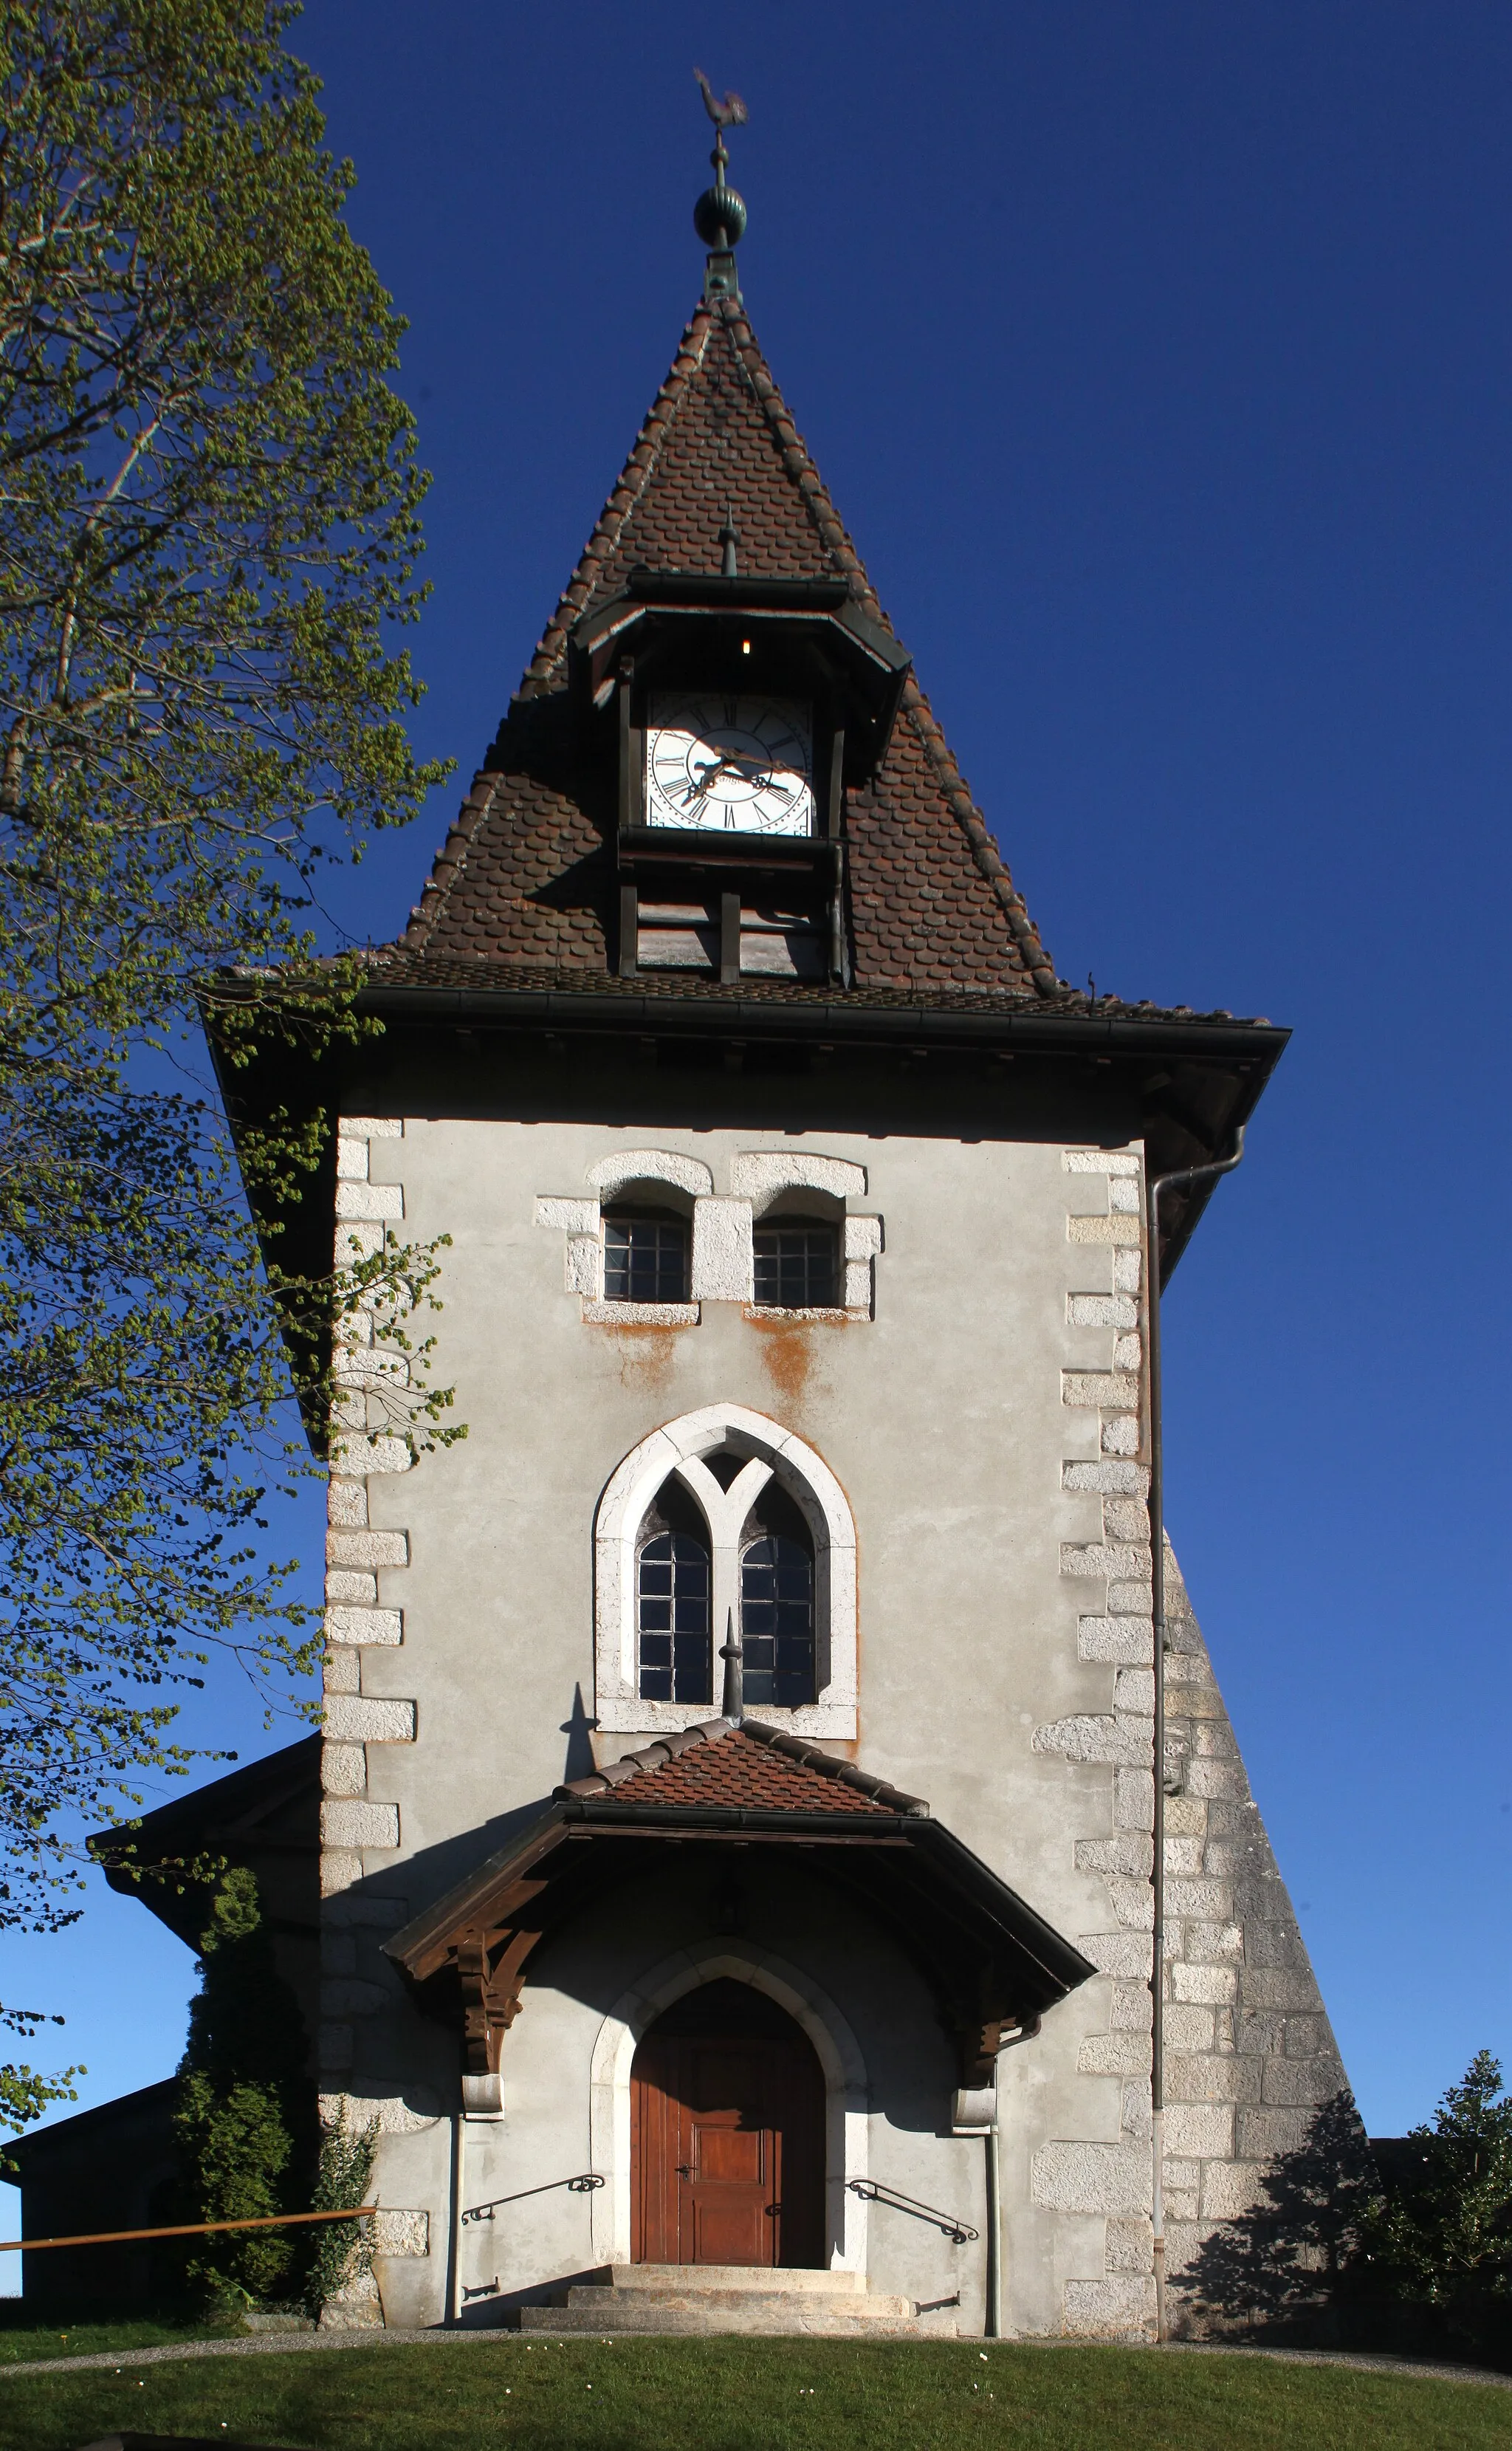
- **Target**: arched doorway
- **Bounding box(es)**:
[630,1978,826,2267]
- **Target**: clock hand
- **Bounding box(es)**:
[688,751,763,803]
[676,757,730,807]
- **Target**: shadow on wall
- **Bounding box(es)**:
[560,1684,598,1784]
[1172,2093,1377,2345]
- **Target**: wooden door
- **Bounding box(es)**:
[631,1980,825,2267]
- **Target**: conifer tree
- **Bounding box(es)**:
[172,1866,309,2306]
[1364,2049,1512,2361]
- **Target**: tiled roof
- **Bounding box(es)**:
[398,292,1059,1000]
[556,1718,927,1818]
[353,945,1267,1031]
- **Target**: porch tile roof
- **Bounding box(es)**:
[557,1718,927,1818]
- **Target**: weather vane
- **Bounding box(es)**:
[693,67,749,282]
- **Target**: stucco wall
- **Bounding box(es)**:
[315,1111,1345,2338]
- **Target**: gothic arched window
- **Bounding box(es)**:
[636,1479,710,1704]
[597,1403,858,1738]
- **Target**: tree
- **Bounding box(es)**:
[0,2001,80,2173]
[172,1866,308,2306]
[1363,2049,1512,2362]
[0,0,459,1974]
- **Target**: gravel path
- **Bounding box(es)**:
[0,2326,1506,2392]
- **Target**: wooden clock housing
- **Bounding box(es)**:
[569,571,912,984]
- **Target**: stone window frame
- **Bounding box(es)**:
[535,1148,882,1323]
[730,1152,879,1318]
[595,1401,858,1738]
[536,1151,708,1326]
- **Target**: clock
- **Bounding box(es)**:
[645,694,814,835]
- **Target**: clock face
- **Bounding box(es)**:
[645,694,814,835]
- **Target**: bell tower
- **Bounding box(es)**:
[181,75,1364,2346]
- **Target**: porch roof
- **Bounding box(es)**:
[384,1720,1096,2088]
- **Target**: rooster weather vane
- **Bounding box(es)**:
[692,67,749,267]
[694,68,748,134]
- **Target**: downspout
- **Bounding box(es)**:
[1145,1126,1245,2345]
[447,2107,466,2325]
[952,2017,1039,2340]
[983,2122,1001,2339]
[450,2071,506,2323]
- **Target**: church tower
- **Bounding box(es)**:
[188,118,1357,2339]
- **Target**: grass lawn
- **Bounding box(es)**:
[0,2311,242,2367]
[1,2337,1510,2451]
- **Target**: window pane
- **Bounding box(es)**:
[740,1535,815,1707]
[752,1224,837,1309]
[639,1530,710,1704]
[605,1215,689,1303]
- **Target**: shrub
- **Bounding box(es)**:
[302,2109,381,2321]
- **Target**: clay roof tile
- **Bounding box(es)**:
[555,1719,927,1818]
[392,291,1059,1004]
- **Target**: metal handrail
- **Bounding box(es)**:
[462,2171,604,2224]
[845,2178,978,2246]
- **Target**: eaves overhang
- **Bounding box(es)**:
[569,575,913,778]
[203,967,1286,1307]
[383,1775,1096,2088]
[86,1732,322,1950]
[343,982,1282,1272]
[345,976,1286,1067]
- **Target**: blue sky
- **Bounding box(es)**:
[5,0,1510,2277]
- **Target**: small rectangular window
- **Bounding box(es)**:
[604,1212,689,1303]
[752,1222,838,1309]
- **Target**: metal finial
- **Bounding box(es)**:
[718,505,739,579]
[719,1610,743,1725]
[693,68,749,293]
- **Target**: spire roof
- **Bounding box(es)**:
[388,290,1059,998]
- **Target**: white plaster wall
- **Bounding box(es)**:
[333,1118,1149,2336]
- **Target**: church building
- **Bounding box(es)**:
[15,127,1355,2342]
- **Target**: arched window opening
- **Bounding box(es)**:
[597,1402,856,1737]
[752,1213,839,1309]
[739,1479,815,1707]
[605,1200,690,1303]
[637,1478,709,1703]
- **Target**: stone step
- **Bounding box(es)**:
[566,2283,915,2320]
[515,2260,958,2338]
[518,2297,937,2338]
[605,2262,862,2295]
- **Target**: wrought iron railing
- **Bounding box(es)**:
[462,2171,604,2225]
[845,2177,978,2245]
